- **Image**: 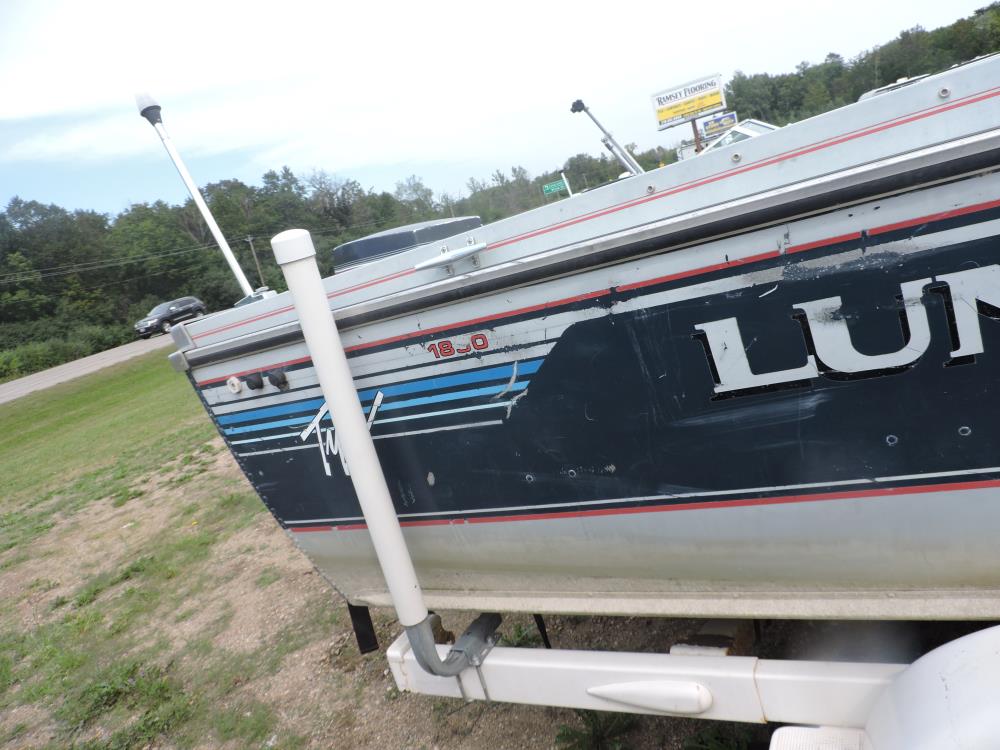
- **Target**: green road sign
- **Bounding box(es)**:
[542,179,567,195]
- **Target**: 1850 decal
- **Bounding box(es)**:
[427,333,491,358]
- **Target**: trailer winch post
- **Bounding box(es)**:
[271,228,426,626]
[271,229,498,678]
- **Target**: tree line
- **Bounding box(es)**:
[2,3,999,380]
[727,3,1000,124]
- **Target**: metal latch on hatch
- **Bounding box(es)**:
[414,239,488,274]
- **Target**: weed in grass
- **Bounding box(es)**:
[166,472,196,487]
[0,551,30,571]
[682,725,754,750]
[431,699,451,720]
[73,556,152,607]
[0,509,55,555]
[57,660,165,728]
[271,733,308,750]
[183,608,236,661]
[200,491,261,531]
[499,622,541,648]
[0,651,12,694]
[11,610,102,705]
[4,612,191,746]
[91,692,192,750]
[108,587,158,636]
[3,723,28,743]
[255,566,281,588]
[555,709,638,750]
[110,488,144,508]
[69,671,193,750]
[210,699,276,745]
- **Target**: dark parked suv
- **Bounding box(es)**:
[134,296,207,338]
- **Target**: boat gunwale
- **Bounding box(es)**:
[176,135,1000,376]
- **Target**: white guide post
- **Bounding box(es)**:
[271,229,428,628]
[560,171,574,197]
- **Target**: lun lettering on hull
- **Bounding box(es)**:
[695,264,1000,394]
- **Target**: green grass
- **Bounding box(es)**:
[0,350,212,508]
[0,352,311,747]
[0,352,217,563]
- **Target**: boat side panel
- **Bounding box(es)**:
[190,173,1000,614]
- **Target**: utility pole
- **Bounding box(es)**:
[246,236,265,288]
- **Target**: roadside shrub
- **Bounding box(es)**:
[13,340,86,373]
[0,323,133,381]
[0,350,21,381]
[72,324,131,351]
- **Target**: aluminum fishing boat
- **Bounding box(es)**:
[166,54,1000,621]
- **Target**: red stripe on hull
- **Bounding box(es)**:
[282,478,1000,533]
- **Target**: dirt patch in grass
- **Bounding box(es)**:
[1,439,240,634]
[207,519,319,655]
[0,702,57,747]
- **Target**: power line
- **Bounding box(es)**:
[0,237,220,277]
[0,215,401,286]
[0,241,220,284]
[0,215,412,300]
[0,255,212,304]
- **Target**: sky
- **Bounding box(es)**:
[0,0,991,217]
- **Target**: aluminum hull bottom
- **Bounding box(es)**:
[294,489,1000,619]
[189,172,1000,619]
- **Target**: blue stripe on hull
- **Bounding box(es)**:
[216,359,543,426]
[222,381,529,436]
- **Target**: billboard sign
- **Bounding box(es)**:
[651,74,726,131]
[702,111,738,139]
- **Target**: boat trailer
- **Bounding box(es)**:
[271,227,1000,750]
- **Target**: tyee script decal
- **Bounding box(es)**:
[694,264,1000,394]
[298,391,384,476]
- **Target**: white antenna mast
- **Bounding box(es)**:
[136,93,254,298]
[570,99,644,176]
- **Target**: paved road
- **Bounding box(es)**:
[0,336,175,406]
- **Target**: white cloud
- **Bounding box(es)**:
[0,0,991,201]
